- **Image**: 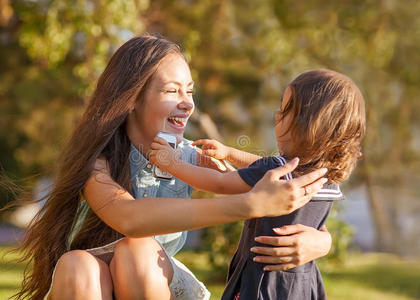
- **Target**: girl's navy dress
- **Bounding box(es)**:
[221,156,344,300]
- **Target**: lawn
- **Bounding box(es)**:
[1,247,419,300]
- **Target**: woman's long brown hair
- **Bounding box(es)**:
[10,34,184,300]
[277,69,366,183]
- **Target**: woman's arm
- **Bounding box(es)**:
[192,139,261,169]
[83,157,327,238]
[149,137,251,194]
[149,137,331,270]
[250,224,332,271]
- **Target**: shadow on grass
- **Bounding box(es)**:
[323,263,420,299]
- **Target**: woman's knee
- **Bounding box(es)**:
[112,237,173,277]
[110,237,173,298]
[51,250,112,299]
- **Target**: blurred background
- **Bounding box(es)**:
[0,0,419,299]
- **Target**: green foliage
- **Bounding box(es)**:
[323,207,354,264]
[201,221,243,274]
[0,0,149,207]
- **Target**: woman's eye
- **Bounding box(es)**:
[166,90,177,93]
[187,90,194,95]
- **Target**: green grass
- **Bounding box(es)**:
[1,247,419,300]
[0,247,26,300]
[321,253,420,300]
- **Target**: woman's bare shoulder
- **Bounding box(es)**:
[83,155,113,196]
[92,155,110,174]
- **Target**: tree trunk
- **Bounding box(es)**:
[363,161,394,251]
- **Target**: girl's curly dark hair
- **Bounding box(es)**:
[277,69,366,183]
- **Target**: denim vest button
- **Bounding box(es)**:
[146,164,152,168]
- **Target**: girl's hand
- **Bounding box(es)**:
[192,139,231,160]
[150,136,181,172]
[251,225,332,271]
[247,158,328,218]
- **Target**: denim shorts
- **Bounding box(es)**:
[43,238,210,300]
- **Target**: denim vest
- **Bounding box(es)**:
[129,139,197,256]
[68,139,197,257]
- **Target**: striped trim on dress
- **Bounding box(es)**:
[276,156,344,201]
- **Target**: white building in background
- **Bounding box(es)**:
[9,177,52,228]
[337,185,376,251]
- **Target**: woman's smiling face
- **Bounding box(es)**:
[127,52,195,149]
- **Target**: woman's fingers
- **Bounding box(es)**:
[250,246,295,256]
[263,264,296,271]
[292,168,328,188]
[302,177,328,196]
[254,235,296,247]
[267,157,299,180]
[287,177,327,209]
[253,255,295,264]
[251,225,331,271]
[294,178,328,206]
[272,224,306,235]
[251,249,299,270]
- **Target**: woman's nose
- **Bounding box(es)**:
[178,98,194,112]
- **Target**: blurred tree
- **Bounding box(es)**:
[0,0,149,208]
[1,0,419,257]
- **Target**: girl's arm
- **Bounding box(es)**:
[195,147,236,172]
[149,137,251,194]
[83,156,327,238]
[192,139,262,169]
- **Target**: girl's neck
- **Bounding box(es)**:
[277,146,291,158]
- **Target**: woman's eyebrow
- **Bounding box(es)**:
[162,80,195,86]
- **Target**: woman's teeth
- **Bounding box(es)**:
[168,117,186,127]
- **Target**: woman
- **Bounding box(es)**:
[14,35,331,300]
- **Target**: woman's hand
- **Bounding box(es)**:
[246,158,328,218]
[251,224,332,271]
[149,136,181,172]
[192,139,230,160]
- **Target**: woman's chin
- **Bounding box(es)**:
[164,122,186,142]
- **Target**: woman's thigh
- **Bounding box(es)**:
[49,250,113,300]
[109,237,174,300]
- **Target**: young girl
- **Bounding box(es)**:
[150,69,366,299]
